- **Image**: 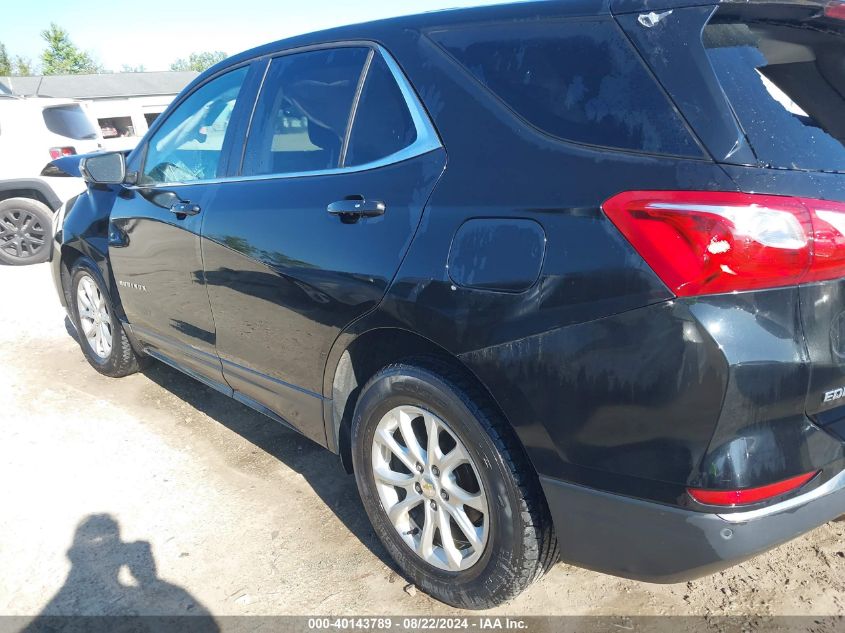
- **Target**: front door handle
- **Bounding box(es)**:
[170,201,201,217]
[327,198,385,220]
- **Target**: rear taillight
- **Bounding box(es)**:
[688,471,818,506]
[49,146,76,160]
[825,1,845,19]
[602,191,845,297]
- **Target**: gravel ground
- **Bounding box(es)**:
[1,262,844,622]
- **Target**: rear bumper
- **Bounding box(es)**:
[541,470,845,582]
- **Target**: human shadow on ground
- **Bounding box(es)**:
[61,315,394,573]
[20,513,219,633]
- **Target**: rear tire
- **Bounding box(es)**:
[351,360,558,609]
[69,258,145,377]
[0,198,53,265]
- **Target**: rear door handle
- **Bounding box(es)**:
[327,198,385,219]
[170,201,201,217]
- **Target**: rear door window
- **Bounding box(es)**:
[241,48,369,176]
[42,105,99,140]
[428,19,702,157]
[704,8,845,173]
[345,54,417,167]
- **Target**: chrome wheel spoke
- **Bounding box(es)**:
[371,404,489,572]
[425,412,442,464]
[375,428,416,474]
[80,318,96,337]
[396,408,426,466]
[387,492,422,524]
[419,503,436,561]
[436,506,464,570]
[374,465,414,488]
[443,502,482,549]
[76,275,113,359]
[439,443,471,476]
[442,478,484,511]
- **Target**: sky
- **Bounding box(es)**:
[1,0,512,73]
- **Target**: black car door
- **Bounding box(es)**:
[108,64,258,390]
[200,46,446,444]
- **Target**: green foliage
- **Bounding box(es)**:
[0,43,10,76]
[12,56,34,76]
[170,51,227,73]
[40,23,102,75]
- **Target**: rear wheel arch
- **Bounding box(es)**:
[347,347,560,607]
[326,327,533,478]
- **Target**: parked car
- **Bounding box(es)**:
[49,0,845,609]
[0,92,100,264]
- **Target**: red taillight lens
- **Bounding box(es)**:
[826,1,845,19]
[803,200,845,281]
[49,146,76,160]
[603,191,845,297]
[688,471,818,506]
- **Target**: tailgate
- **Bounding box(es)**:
[801,280,845,436]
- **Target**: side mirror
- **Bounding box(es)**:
[80,152,126,185]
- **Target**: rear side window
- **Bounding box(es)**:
[42,105,99,140]
[241,48,369,176]
[345,55,417,167]
[428,19,701,157]
[704,9,845,173]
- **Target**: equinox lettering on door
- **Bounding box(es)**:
[118,280,147,292]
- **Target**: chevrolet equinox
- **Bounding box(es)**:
[49,0,845,609]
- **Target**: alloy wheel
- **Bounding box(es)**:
[371,405,489,572]
[76,275,113,359]
[0,208,47,261]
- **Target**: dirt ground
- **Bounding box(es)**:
[1,262,844,620]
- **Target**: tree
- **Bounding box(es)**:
[13,56,34,76]
[120,64,146,73]
[0,43,10,76]
[40,23,102,75]
[170,51,227,72]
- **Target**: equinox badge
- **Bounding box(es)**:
[823,387,845,403]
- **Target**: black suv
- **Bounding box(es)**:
[49,0,845,609]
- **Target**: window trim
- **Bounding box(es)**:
[339,48,375,167]
[135,42,441,189]
[134,61,254,187]
[235,42,441,181]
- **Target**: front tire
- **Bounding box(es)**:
[0,198,52,265]
[69,259,145,377]
[351,360,558,609]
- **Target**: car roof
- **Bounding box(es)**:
[204,0,611,74]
